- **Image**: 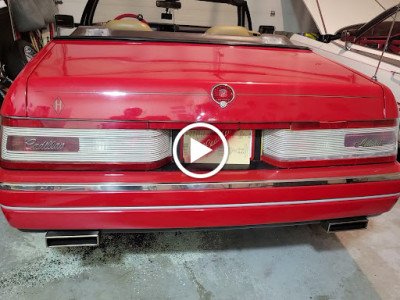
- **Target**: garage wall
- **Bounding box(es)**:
[57,0,313,33]
[281,0,317,33]
[249,0,283,31]
[93,0,237,27]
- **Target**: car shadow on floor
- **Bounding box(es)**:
[0,213,383,300]
[54,223,345,265]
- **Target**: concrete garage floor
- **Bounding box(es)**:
[1,204,400,300]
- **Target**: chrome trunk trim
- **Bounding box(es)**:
[0,173,399,192]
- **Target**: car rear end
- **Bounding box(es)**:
[0,36,399,233]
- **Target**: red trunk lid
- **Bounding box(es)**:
[26,40,385,122]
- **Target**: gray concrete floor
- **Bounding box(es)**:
[1,203,400,300]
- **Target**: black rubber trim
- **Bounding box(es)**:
[18,216,372,233]
[254,130,262,161]
[54,36,311,51]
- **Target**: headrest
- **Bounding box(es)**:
[205,26,252,37]
[105,20,152,32]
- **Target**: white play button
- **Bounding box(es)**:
[190,138,213,163]
[173,123,229,179]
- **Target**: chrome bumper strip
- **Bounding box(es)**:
[2,193,400,211]
[0,173,399,192]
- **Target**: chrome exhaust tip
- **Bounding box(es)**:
[321,217,368,233]
[45,231,100,248]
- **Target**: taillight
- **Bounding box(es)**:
[262,125,398,167]
[1,126,172,170]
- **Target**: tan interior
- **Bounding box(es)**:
[105,20,152,31]
[205,26,252,37]
[71,27,293,47]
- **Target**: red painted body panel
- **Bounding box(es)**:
[1,163,400,229]
[0,161,398,183]
[1,38,399,231]
[3,196,398,230]
[1,179,399,209]
[3,40,395,122]
[1,43,55,117]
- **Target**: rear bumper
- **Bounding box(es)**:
[1,163,400,230]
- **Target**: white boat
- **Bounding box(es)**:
[291,0,400,105]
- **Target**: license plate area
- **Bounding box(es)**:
[181,130,254,165]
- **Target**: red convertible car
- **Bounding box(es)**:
[0,0,399,246]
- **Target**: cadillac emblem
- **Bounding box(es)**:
[211,84,235,108]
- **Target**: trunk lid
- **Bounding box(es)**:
[26,40,386,123]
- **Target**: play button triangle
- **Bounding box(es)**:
[190,138,213,163]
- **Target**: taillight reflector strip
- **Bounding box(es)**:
[1,127,171,163]
[262,126,398,166]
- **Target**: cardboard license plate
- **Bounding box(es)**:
[182,130,253,165]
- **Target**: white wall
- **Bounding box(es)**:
[248,0,283,31]
[281,0,317,33]
[93,0,237,27]
[57,0,86,23]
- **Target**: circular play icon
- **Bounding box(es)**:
[173,123,229,179]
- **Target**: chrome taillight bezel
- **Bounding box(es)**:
[262,124,399,167]
[1,126,172,170]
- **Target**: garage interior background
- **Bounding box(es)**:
[57,0,400,36]
[0,0,400,299]
[57,0,318,34]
